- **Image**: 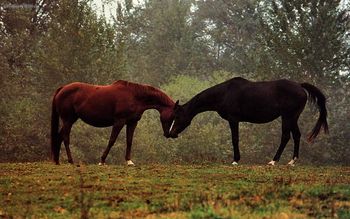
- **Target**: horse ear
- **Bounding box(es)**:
[174,100,180,111]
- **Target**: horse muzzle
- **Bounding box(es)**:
[168,131,178,138]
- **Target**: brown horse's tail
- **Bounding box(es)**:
[301,83,329,142]
[51,87,63,164]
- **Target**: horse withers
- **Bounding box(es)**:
[51,80,175,165]
[169,77,329,166]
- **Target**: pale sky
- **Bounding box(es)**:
[91,0,117,19]
[92,0,143,20]
[92,0,349,19]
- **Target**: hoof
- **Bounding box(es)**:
[98,162,106,166]
[288,158,297,166]
[267,160,276,166]
[231,161,238,165]
[126,160,135,166]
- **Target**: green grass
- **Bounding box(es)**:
[0,163,349,218]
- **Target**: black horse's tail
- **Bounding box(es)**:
[301,83,329,142]
[51,87,63,164]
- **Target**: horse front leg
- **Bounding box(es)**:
[229,121,240,165]
[125,121,138,166]
[99,120,125,165]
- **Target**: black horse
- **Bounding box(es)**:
[169,77,328,165]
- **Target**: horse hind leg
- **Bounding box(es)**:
[62,119,76,164]
[288,121,301,166]
[268,117,291,166]
[54,129,64,164]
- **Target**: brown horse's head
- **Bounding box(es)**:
[160,103,177,138]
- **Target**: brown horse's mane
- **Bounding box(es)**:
[113,80,174,107]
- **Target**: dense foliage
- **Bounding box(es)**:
[0,0,349,164]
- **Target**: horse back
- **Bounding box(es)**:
[55,82,135,103]
[54,82,139,126]
[221,79,307,122]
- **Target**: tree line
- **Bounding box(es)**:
[0,0,349,164]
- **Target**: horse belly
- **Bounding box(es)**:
[239,105,281,123]
[76,104,115,127]
[79,115,114,127]
[241,112,280,123]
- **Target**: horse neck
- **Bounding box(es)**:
[138,89,174,112]
[184,88,220,119]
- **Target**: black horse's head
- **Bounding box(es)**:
[169,100,191,138]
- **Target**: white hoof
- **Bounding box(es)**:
[288,158,297,166]
[231,161,238,165]
[126,160,135,166]
[267,160,276,166]
[98,162,105,166]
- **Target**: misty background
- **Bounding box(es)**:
[0,0,349,165]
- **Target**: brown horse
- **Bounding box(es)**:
[51,80,175,165]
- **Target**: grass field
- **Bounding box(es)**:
[0,163,349,218]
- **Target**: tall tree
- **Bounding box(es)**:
[121,0,213,84]
[257,0,350,82]
[33,0,123,87]
[0,0,57,71]
[194,0,259,75]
